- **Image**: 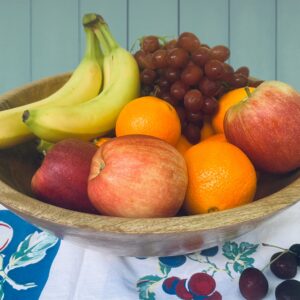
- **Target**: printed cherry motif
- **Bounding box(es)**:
[175,279,193,300]
[200,246,219,257]
[188,272,216,297]
[159,255,187,268]
[162,276,180,295]
[0,222,13,252]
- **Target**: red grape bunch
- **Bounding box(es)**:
[133,33,260,144]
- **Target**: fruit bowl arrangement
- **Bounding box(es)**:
[0,14,299,257]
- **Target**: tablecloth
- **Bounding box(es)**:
[0,200,300,300]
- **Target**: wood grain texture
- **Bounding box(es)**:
[0,74,299,256]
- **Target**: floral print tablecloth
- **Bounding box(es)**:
[0,200,300,300]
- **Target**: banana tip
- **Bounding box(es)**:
[22,110,30,123]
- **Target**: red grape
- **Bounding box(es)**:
[229,73,248,88]
[204,59,225,80]
[163,39,178,50]
[158,91,179,106]
[210,45,230,62]
[170,80,188,100]
[167,48,189,69]
[181,65,203,86]
[191,46,211,66]
[186,111,204,126]
[165,67,180,83]
[178,32,201,53]
[152,49,168,68]
[198,77,221,97]
[201,97,219,115]
[140,35,160,53]
[235,66,250,77]
[140,68,156,85]
[176,106,188,129]
[184,89,203,113]
[156,77,170,91]
[183,123,201,144]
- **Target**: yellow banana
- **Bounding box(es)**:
[0,25,103,149]
[23,15,140,142]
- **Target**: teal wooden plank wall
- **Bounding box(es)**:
[0,0,300,94]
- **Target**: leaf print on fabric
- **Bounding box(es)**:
[222,241,258,274]
[159,261,171,276]
[0,230,59,294]
[7,231,58,271]
[137,275,162,300]
[0,283,3,300]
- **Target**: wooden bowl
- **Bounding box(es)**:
[0,74,299,257]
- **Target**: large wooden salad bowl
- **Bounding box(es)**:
[0,73,299,257]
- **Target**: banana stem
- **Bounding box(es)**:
[99,22,119,50]
[84,27,103,65]
[83,13,118,56]
[93,27,111,56]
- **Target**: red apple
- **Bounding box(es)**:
[87,135,188,218]
[224,80,300,173]
[31,138,98,213]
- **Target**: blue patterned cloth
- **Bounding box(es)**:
[1,201,300,300]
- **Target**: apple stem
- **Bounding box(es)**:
[244,86,252,98]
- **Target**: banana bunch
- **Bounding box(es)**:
[0,20,103,149]
[23,14,140,143]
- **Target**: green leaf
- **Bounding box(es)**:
[7,231,58,271]
[222,241,239,260]
[137,275,162,300]
[159,261,171,276]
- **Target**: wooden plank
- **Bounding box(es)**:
[229,0,276,81]
[31,0,79,81]
[128,0,178,52]
[277,0,300,90]
[79,0,127,56]
[0,0,31,93]
[180,0,229,47]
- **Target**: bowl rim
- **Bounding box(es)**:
[0,172,299,235]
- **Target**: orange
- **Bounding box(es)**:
[200,120,215,140]
[212,86,255,133]
[184,140,257,214]
[203,133,227,143]
[116,96,181,146]
[175,135,192,156]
